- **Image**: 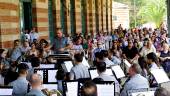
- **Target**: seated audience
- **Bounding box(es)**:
[0,48,10,66]
[101,50,115,67]
[159,43,170,75]
[140,39,156,57]
[26,43,39,57]
[9,40,22,62]
[122,39,139,62]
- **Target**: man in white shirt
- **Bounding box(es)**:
[29,27,39,43]
[121,64,149,96]
[95,62,120,94]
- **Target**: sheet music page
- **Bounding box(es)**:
[48,70,58,83]
[111,65,125,78]
[82,57,90,68]
[90,69,113,79]
[0,89,13,95]
[123,59,131,67]
[40,64,55,68]
[37,70,44,80]
[43,84,58,90]
[131,91,155,96]
[90,70,98,79]
[150,68,170,84]
[66,82,78,96]
[97,84,115,96]
[64,61,73,72]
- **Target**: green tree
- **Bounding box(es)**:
[137,0,166,28]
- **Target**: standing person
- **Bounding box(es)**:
[52,28,70,53]
[30,27,39,43]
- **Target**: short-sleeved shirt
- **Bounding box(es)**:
[121,74,149,96]
[26,89,46,96]
[123,46,138,59]
[9,77,28,96]
[70,63,90,80]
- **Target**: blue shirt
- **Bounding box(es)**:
[26,89,46,96]
[53,37,68,52]
[10,47,22,62]
[9,77,28,96]
[121,74,149,96]
[70,63,90,80]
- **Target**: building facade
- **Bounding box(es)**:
[0,0,114,48]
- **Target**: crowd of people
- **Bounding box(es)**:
[0,24,170,96]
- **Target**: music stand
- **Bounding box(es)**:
[123,59,132,74]
[34,68,58,84]
[96,81,115,96]
[0,86,13,96]
[62,80,79,96]
[42,83,58,91]
[40,64,55,68]
[88,68,113,79]
[61,61,74,72]
[128,88,156,96]
[111,64,125,79]
[150,68,170,84]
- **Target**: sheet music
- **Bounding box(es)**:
[82,57,90,68]
[150,68,170,84]
[64,61,73,72]
[0,89,13,95]
[97,84,115,96]
[90,69,113,79]
[36,70,44,80]
[48,70,58,83]
[131,91,155,96]
[43,84,58,90]
[40,64,55,68]
[123,59,131,67]
[111,65,125,78]
[66,82,78,96]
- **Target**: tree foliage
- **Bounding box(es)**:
[137,0,166,28]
